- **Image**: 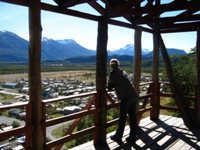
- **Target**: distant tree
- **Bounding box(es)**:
[161,49,196,117]
[161,52,196,96]
[172,54,195,96]
[189,46,196,54]
[12,121,20,128]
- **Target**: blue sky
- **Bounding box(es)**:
[0,1,197,53]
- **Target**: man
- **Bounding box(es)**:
[107,58,139,145]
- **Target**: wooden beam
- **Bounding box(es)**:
[108,19,153,33]
[124,1,142,28]
[159,22,200,30]
[88,1,105,15]
[122,0,200,17]
[196,28,200,127]
[133,26,142,93]
[0,0,28,6]
[159,34,194,128]
[133,27,142,122]
[94,16,108,146]
[41,2,99,21]
[109,0,143,18]
[41,2,153,33]
[53,0,95,7]
[0,0,152,33]
[136,12,200,25]
[157,21,200,33]
[28,0,44,149]
[150,31,160,120]
[136,1,198,25]
[160,27,198,33]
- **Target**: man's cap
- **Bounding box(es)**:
[110,58,120,66]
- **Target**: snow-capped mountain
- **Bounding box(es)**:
[111,44,150,56]
[0,30,187,62]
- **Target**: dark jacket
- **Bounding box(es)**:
[107,68,138,101]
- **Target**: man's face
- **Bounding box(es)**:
[110,63,116,70]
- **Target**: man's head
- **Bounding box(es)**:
[110,58,120,69]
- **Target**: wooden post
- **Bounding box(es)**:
[94,16,108,146]
[28,0,44,149]
[196,28,200,127]
[134,26,142,93]
[150,31,160,120]
[25,103,32,149]
[133,27,142,120]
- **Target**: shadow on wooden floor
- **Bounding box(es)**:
[71,115,200,150]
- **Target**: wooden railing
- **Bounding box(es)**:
[43,91,98,149]
[0,102,33,149]
[159,81,196,112]
[0,81,196,149]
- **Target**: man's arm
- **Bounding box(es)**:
[107,73,115,91]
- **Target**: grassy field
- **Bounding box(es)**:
[0,70,96,83]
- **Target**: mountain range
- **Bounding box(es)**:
[0,31,187,62]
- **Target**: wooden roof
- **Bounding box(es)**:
[1,0,200,33]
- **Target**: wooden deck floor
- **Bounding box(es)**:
[69,115,200,150]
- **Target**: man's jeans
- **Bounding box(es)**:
[115,98,138,140]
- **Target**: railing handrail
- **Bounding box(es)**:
[42,91,97,104]
[0,125,33,141]
[139,81,153,86]
[0,102,28,111]
[45,108,98,127]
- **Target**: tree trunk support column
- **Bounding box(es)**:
[28,0,44,149]
[94,16,108,146]
[150,31,160,120]
[134,27,142,93]
[196,28,200,127]
[133,27,142,121]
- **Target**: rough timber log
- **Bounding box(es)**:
[159,34,193,128]
[196,28,200,127]
[150,31,160,120]
[28,0,44,149]
[134,26,142,93]
[94,16,108,146]
[133,27,142,119]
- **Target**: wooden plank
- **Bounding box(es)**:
[126,116,176,148]
[153,119,183,149]
[158,120,190,149]
[168,122,199,150]
[190,141,200,150]
[141,117,184,149]
[179,139,196,150]
[156,135,172,146]
[69,140,94,150]
[168,131,196,150]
